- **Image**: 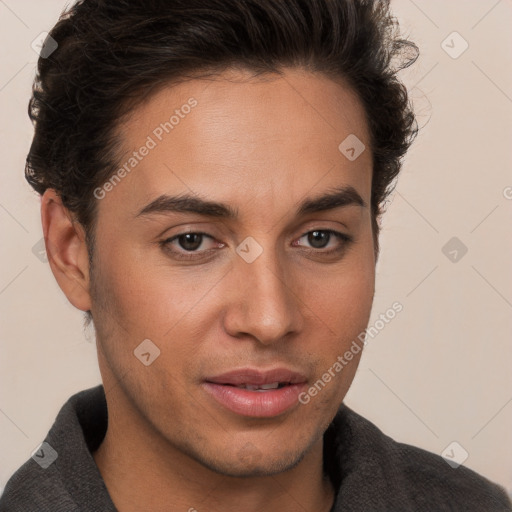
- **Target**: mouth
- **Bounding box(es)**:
[227,382,289,391]
[202,368,308,418]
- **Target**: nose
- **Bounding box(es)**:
[222,246,304,345]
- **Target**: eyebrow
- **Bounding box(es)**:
[135,185,366,219]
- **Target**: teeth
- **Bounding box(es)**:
[236,382,280,391]
[259,382,279,390]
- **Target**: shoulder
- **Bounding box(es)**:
[393,440,511,510]
[328,405,512,511]
[0,386,110,512]
[0,459,79,512]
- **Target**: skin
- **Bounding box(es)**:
[42,67,375,512]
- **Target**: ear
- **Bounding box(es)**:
[41,189,92,312]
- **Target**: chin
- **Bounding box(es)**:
[197,446,308,478]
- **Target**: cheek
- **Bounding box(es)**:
[94,240,222,337]
[304,253,375,334]
[297,245,375,391]
[320,269,374,315]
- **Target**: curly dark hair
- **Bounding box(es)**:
[26,0,418,256]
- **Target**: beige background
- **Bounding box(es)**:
[1,0,511,497]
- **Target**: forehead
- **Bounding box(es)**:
[101,67,372,219]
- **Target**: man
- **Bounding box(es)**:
[1,0,510,511]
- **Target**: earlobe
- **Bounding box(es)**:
[41,189,92,312]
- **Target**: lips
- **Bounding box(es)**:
[203,368,308,418]
[206,368,306,386]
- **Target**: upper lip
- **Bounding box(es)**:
[205,368,307,386]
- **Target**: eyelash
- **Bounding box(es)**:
[160,229,353,261]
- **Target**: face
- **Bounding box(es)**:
[88,67,375,477]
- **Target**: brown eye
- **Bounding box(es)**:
[307,231,331,249]
[176,233,204,251]
[160,231,223,261]
[295,229,351,251]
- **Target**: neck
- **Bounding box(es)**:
[92,385,335,512]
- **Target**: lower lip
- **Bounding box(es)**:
[202,382,307,418]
